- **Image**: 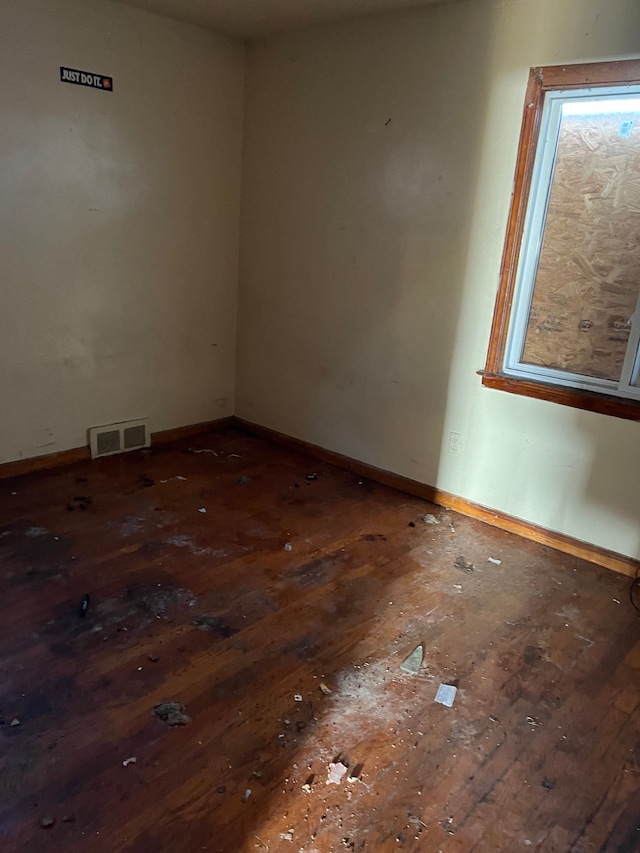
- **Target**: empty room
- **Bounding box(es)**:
[1,0,639,850]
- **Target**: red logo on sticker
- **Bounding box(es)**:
[102,78,111,89]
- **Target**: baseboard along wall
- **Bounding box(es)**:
[234,418,639,579]
[0,414,636,578]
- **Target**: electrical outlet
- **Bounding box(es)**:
[449,431,462,455]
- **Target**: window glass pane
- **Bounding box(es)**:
[521,99,640,381]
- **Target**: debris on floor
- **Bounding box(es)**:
[152,701,191,726]
[241,788,252,802]
[185,448,218,455]
[408,814,426,832]
[67,495,92,511]
[40,817,55,828]
[284,542,292,551]
[434,683,457,708]
[327,760,348,785]
[236,475,251,485]
[294,694,303,702]
[488,557,502,565]
[408,521,416,527]
[216,785,226,794]
[348,763,364,781]
[302,774,315,792]
[454,556,474,574]
[198,507,207,513]
[400,644,424,675]
[25,526,48,537]
[10,718,20,727]
[140,475,154,488]
[319,682,332,695]
[193,615,238,637]
[305,473,318,481]
[280,830,294,841]
[122,757,137,767]
[79,594,90,618]
[421,514,440,525]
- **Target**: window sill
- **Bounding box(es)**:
[479,371,640,421]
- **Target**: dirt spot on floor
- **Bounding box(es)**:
[283,634,322,663]
[523,645,544,666]
[287,553,346,587]
[165,535,225,558]
[153,701,191,726]
[192,615,239,638]
[0,523,73,586]
[123,584,196,620]
[43,581,198,656]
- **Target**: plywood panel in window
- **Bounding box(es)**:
[521,112,640,380]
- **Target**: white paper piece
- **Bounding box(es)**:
[488,557,502,565]
[434,683,457,708]
[327,761,348,785]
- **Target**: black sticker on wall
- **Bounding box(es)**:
[60,67,113,92]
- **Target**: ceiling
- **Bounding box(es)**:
[114,0,462,40]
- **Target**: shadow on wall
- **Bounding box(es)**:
[237,0,495,489]
[0,0,241,462]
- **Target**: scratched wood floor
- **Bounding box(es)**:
[0,426,638,853]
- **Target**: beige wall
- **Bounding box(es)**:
[3,0,639,559]
[0,0,243,463]
[237,0,640,558]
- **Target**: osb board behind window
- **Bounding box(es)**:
[522,113,640,381]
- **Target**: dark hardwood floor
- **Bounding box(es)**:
[0,426,638,853]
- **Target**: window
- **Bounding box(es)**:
[483,60,640,420]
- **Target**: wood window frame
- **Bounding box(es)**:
[481,59,640,422]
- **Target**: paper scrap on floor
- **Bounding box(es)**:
[434,683,457,707]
